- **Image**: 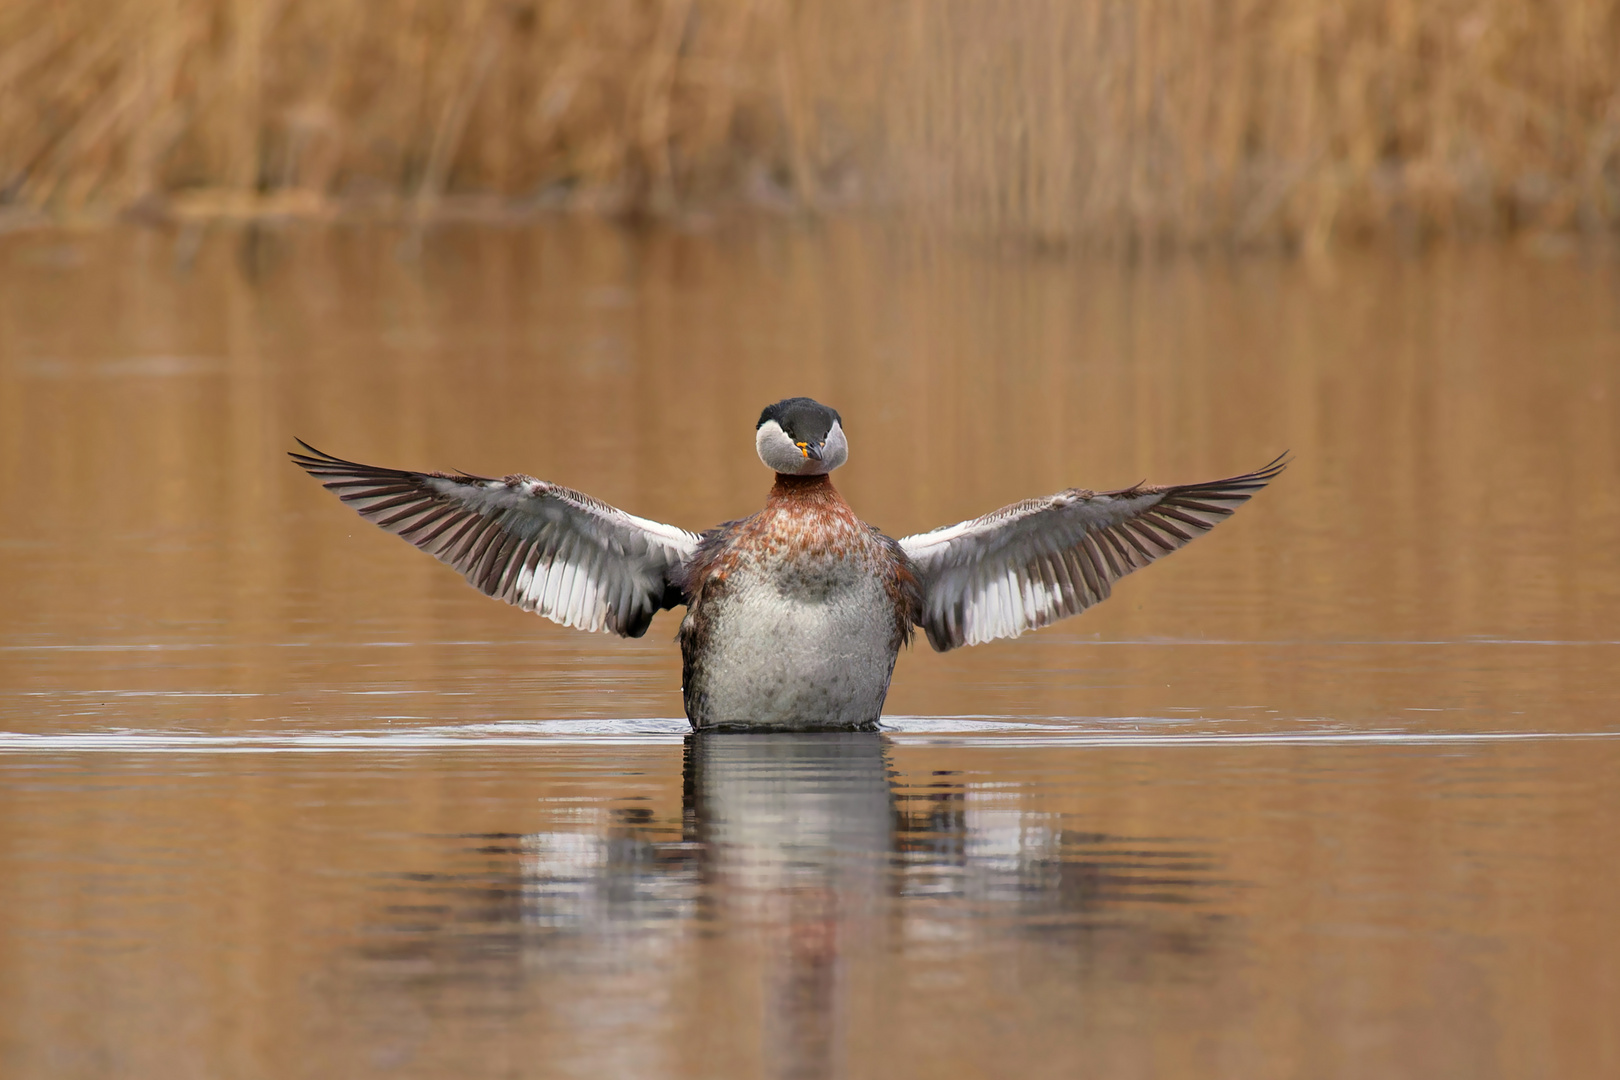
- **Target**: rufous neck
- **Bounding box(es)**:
[769,472,839,501]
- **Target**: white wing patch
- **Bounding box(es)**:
[900,456,1286,651]
[292,443,700,637]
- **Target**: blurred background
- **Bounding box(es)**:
[3,0,1620,250]
[2,4,1619,1080]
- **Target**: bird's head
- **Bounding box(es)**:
[755,397,848,476]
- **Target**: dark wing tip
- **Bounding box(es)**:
[287,437,329,467]
[1172,452,1291,496]
[288,441,441,484]
[1249,451,1291,482]
[1104,453,1289,501]
[1201,451,1290,487]
[288,439,368,471]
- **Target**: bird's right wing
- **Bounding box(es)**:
[291,442,699,637]
[900,456,1286,651]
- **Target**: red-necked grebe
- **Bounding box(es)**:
[292,397,1284,730]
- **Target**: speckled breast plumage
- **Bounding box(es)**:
[678,475,919,730]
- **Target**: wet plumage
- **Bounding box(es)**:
[292,398,1283,730]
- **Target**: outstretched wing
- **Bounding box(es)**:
[900,455,1286,651]
[291,442,700,637]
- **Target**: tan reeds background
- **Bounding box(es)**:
[2,0,1618,248]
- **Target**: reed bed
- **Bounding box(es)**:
[2,0,1618,248]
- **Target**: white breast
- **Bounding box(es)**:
[685,550,903,730]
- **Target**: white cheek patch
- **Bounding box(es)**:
[820,422,849,471]
[756,420,810,474]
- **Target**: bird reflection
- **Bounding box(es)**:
[360,735,1222,1078]
[688,733,891,1079]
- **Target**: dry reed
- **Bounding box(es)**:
[1,0,1617,248]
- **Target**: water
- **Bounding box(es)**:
[1,222,1618,1078]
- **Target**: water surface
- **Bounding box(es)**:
[1,223,1617,1078]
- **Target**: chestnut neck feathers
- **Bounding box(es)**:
[769,472,840,502]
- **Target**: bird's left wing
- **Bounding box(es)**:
[291,442,700,637]
[900,456,1286,651]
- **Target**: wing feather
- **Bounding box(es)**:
[1091,530,1124,577]
[496,536,532,601]
[545,541,573,615]
[290,441,699,637]
[566,553,591,627]
[901,455,1286,651]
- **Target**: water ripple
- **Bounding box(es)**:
[1,720,1615,754]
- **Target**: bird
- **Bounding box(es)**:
[291,397,1284,731]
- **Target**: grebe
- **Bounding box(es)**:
[292,397,1284,730]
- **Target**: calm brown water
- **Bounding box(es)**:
[1,222,1618,1079]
